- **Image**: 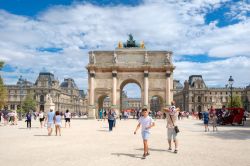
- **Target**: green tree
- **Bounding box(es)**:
[0,61,7,109]
[228,95,243,108]
[22,93,37,113]
[0,77,7,109]
[0,61,4,69]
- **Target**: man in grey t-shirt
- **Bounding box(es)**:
[164,101,180,153]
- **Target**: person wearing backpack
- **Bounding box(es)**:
[26,111,32,129]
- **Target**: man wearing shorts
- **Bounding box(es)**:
[164,101,180,153]
[64,110,71,128]
[45,109,55,136]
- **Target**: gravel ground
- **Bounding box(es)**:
[0,118,250,166]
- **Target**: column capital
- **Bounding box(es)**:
[112,70,117,77]
[90,73,95,78]
[144,71,149,77]
[166,71,171,78]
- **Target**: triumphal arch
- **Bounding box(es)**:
[86,35,175,118]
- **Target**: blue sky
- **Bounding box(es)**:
[0,0,250,97]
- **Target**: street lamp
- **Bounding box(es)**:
[228,76,234,108]
[18,76,24,120]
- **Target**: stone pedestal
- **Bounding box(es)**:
[88,106,96,119]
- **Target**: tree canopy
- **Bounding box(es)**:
[22,93,37,113]
[227,95,243,108]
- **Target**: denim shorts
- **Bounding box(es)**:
[141,130,150,140]
[167,128,177,140]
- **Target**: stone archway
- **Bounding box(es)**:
[86,37,175,118]
[150,95,164,113]
[119,79,142,112]
[97,95,110,118]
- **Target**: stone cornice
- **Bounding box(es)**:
[86,64,175,73]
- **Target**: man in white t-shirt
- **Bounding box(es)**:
[134,108,155,159]
[164,101,180,153]
[64,110,71,128]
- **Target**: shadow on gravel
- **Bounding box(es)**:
[206,130,250,140]
[111,153,142,159]
[33,135,49,136]
[18,127,39,129]
[97,129,109,132]
[135,148,174,154]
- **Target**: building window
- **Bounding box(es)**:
[40,95,44,102]
[10,105,15,110]
[198,96,201,102]
[192,97,194,102]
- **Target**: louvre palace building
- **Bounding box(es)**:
[174,75,250,113]
[4,72,87,114]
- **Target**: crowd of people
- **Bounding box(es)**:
[1,101,249,160]
[0,108,72,136]
[0,108,18,126]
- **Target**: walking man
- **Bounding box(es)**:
[107,109,116,131]
[64,110,71,128]
[164,101,180,153]
[45,109,55,136]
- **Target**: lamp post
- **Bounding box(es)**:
[228,76,234,108]
[18,76,24,120]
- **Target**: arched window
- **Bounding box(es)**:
[40,95,44,102]
[198,96,202,102]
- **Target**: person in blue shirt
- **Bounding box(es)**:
[45,109,55,136]
[99,109,103,120]
[203,110,210,132]
[26,111,32,129]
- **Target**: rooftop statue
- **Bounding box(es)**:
[123,34,140,48]
[118,41,123,48]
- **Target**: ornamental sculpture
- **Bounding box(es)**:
[113,51,118,63]
[90,51,96,64]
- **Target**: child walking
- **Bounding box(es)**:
[134,108,155,159]
[55,111,62,136]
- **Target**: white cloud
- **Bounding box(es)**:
[174,56,250,87]
[0,0,250,90]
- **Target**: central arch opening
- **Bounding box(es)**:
[120,79,142,119]
[150,96,163,118]
[97,95,111,119]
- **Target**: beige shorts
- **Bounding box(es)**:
[167,128,177,140]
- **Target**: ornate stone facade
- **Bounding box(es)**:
[5,72,87,113]
[174,75,249,112]
[86,46,175,118]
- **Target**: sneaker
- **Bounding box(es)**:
[142,154,146,159]
[168,148,172,151]
[174,150,178,154]
[146,152,150,156]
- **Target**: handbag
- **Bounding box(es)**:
[169,114,180,134]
